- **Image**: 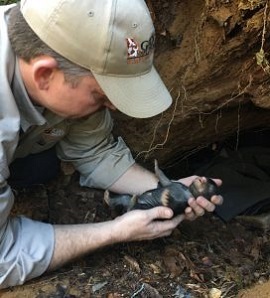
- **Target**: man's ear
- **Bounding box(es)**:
[32,56,58,90]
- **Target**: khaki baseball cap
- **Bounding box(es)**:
[20,0,172,118]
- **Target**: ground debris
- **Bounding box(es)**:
[6,174,270,297]
[124,255,141,273]
[92,281,108,293]
[131,283,162,298]
[208,287,222,298]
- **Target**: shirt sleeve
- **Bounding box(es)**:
[0,111,54,288]
[56,109,135,189]
[0,185,54,289]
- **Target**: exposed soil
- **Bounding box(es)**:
[113,0,270,167]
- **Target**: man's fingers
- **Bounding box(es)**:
[149,207,185,225]
[156,214,184,232]
[196,196,218,212]
[184,207,196,221]
[178,175,198,187]
[158,216,184,237]
[212,178,222,186]
[148,206,174,220]
[171,214,185,225]
[179,176,223,188]
[188,197,206,215]
[211,195,223,205]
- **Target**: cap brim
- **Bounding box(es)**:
[92,66,172,118]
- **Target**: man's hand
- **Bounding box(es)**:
[112,206,184,242]
[179,176,223,221]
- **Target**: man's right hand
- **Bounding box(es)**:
[112,207,184,242]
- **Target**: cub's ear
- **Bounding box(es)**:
[154,159,171,187]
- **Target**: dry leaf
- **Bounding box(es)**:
[124,255,141,273]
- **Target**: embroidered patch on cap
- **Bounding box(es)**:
[126,35,155,64]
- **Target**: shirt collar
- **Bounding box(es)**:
[12,57,46,132]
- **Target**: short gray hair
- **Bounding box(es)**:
[7,4,92,85]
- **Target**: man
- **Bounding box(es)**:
[0,0,223,288]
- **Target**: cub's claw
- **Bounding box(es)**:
[104,190,110,206]
[128,195,138,211]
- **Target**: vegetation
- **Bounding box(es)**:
[0,0,16,5]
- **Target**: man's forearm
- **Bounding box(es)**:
[108,163,158,194]
[48,221,119,271]
[48,206,183,271]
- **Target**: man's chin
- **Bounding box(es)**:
[52,106,106,119]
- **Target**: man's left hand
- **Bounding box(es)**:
[179,176,223,221]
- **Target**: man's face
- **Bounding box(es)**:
[36,71,116,118]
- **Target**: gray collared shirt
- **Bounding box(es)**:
[0,4,134,288]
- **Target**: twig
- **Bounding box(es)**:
[256,1,270,73]
[131,283,145,297]
[261,1,268,51]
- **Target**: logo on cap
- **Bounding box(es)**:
[126,35,155,64]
